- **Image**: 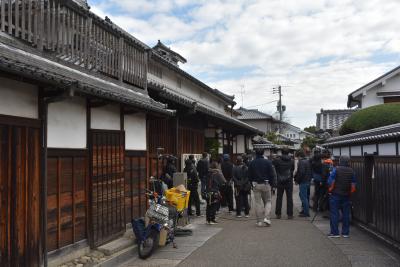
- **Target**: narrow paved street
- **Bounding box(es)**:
[121,189,400,267]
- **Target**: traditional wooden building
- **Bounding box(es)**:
[147,41,260,173]
[0,1,173,266]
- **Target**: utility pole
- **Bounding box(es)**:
[273,85,285,133]
[239,84,245,107]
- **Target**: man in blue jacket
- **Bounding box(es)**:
[327,155,356,238]
[249,148,276,227]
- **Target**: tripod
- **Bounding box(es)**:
[311,191,329,223]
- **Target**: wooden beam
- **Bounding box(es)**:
[88,99,109,108]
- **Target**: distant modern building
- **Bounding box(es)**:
[316,109,355,131]
[347,65,400,108]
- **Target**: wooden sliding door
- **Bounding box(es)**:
[0,118,41,267]
[89,130,125,247]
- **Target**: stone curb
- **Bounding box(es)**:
[94,244,138,267]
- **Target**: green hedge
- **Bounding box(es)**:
[339,104,400,135]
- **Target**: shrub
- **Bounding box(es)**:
[339,104,400,135]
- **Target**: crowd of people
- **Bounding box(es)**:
[163,147,357,237]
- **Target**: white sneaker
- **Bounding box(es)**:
[264,218,271,226]
[256,222,264,227]
[245,215,250,218]
[236,215,242,218]
[209,221,218,225]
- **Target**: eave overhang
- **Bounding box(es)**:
[323,123,400,147]
[148,81,262,134]
[0,41,174,116]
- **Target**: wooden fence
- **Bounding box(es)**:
[0,0,147,89]
[350,156,400,244]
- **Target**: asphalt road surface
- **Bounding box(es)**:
[177,211,351,267]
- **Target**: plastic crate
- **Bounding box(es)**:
[165,188,190,212]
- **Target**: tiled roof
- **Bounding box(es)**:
[237,107,273,120]
[252,136,276,149]
[324,123,400,146]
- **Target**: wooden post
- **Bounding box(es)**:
[144,50,148,91]
[85,17,92,69]
[38,0,44,51]
[39,90,48,267]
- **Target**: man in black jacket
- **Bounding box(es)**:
[273,148,294,219]
[184,158,201,217]
[221,154,234,213]
[249,148,276,226]
[233,156,250,218]
[327,155,356,237]
[295,150,312,217]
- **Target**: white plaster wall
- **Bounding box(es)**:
[362,87,383,108]
[380,74,400,93]
[233,140,237,153]
[125,113,147,150]
[91,104,121,130]
[157,67,226,113]
[378,142,396,156]
[0,77,38,118]
[363,144,377,154]
[333,148,341,156]
[236,135,245,154]
[47,98,86,148]
[341,147,350,156]
[247,137,253,150]
[350,146,362,156]
[241,120,270,133]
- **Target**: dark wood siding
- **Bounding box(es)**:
[178,126,204,155]
[350,157,368,223]
[125,151,147,223]
[373,157,400,243]
[89,130,125,247]
[384,97,400,104]
[0,122,41,267]
[350,155,400,244]
[46,149,87,252]
[148,116,205,175]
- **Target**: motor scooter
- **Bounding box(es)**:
[132,187,177,259]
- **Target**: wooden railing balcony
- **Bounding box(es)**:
[0,0,147,89]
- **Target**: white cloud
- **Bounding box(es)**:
[88,0,400,128]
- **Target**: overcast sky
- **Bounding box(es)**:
[89,0,400,129]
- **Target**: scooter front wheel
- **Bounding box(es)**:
[138,229,159,259]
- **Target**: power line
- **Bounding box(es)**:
[246,99,278,108]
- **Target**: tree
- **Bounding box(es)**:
[265,131,283,145]
[303,126,316,134]
[301,135,318,150]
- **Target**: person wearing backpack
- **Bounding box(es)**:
[294,150,313,217]
[273,148,295,219]
[327,155,356,237]
[233,156,251,218]
[206,161,226,224]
